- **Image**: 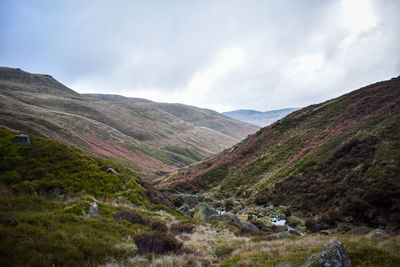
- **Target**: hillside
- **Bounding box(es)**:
[223,108,298,127]
[0,67,258,178]
[2,128,399,266]
[161,77,400,230]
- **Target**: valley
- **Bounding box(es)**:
[1,69,399,266]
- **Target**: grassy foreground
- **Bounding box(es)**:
[0,128,399,266]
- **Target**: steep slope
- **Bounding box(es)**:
[0,67,258,178]
[162,77,400,229]
[223,108,299,127]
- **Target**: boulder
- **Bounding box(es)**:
[178,203,190,216]
[12,134,30,145]
[366,229,389,239]
[241,221,259,231]
[106,168,118,174]
[87,202,99,217]
[302,240,352,267]
[193,203,218,221]
[209,212,242,226]
[181,194,199,207]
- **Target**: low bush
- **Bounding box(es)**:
[114,210,150,225]
[151,221,169,233]
[170,223,194,235]
[134,232,183,255]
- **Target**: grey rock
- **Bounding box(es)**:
[106,168,118,174]
[302,240,352,267]
[181,194,199,207]
[241,221,259,231]
[366,229,389,239]
[178,203,190,216]
[88,202,99,216]
[12,134,30,145]
[209,212,242,227]
[194,203,219,221]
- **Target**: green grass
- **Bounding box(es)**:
[0,127,147,204]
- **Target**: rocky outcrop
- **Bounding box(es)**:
[302,240,352,267]
[12,134,30,145]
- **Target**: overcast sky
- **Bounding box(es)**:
[1,0,399,112]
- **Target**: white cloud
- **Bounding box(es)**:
[1,0,399,112]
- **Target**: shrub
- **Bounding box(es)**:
[170,223,194,235]
[114,210,150,225]
[134,233,183,255]
[0,213,18,226]
[224,199,235,211]
[151,221,169,233]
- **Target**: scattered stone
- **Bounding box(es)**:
[181,194,199,207]
[347,226,373,235]
[193,203,218,221]
[366,229,389,239]
[178,203,190,216]
[0,213,19,226]
[106,168,118,174]
[302,240,352,267]
[209,212,242,227]
[12,134,30,145]
[87,202,99,217]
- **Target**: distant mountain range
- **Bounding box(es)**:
[223,108,299,127]
[161,76,400,230]
[0,67,259,178]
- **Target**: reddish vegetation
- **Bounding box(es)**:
[134,233,183,255]
[160,77,400,190]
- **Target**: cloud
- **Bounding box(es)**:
[1,0,399,111]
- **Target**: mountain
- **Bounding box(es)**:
[223,108,299,127]
[0,67,259,178]
[160,77,400,230]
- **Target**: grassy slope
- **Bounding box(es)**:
[0,127,185,266]
[0,67,258,178]
[163,77,400,229]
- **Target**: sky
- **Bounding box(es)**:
[1,0,399,112]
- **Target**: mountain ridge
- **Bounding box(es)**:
[223,108,299,126]
[0,67,259,178]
